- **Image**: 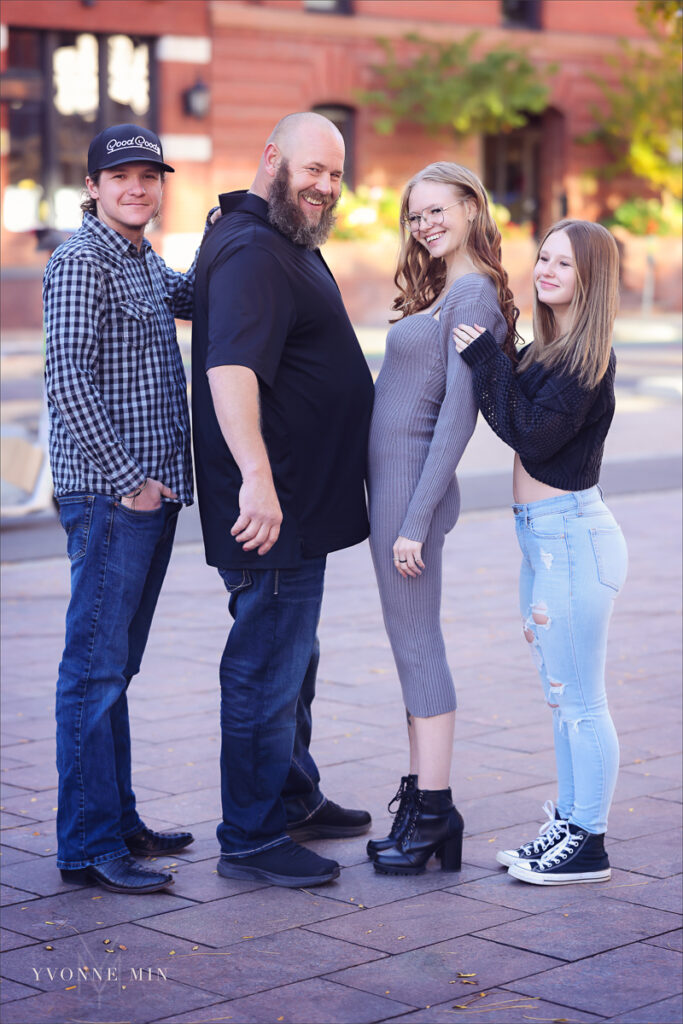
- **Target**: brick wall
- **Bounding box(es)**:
[1,0,676,329]
[0,0,212,327]
[204,0,649,212]
[0,0,208,36]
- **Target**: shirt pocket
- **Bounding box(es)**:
[119,298,156,348]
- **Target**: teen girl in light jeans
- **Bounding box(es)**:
[455,220,627,884]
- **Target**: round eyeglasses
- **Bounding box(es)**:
[403,200,465,232]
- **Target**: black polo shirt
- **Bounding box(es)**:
[192,191,374,569]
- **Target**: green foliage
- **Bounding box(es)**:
[603,195,683,236]
[331,186,531,242]
[357,33,553,137]
[332,185,402,241]
[489,201,534,239]
[583,1,683,197]
[637,0,683,38]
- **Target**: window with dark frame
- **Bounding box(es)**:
[312,104,356,190]
[2,27,156,231]
[484,116,542,236]
[502,0,542,30]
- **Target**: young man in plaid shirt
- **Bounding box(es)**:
[43,124,201,894]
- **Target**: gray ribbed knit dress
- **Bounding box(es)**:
[368,274,507,717]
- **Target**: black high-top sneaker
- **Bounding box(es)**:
[508,822,610,885]
[496,801,569,867]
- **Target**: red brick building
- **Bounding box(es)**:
[0,0,656,326]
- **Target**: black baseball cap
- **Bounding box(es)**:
[87,123,175,176]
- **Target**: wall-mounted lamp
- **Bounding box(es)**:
[182,78,210,120]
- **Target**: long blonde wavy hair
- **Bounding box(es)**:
[520,219,619,389]
[392,162,519,359]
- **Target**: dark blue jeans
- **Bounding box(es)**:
[55,494,180,869]
[217,558,326,858]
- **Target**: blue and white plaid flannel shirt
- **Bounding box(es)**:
[44,212,196,504]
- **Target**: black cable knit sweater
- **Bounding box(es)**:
[459,329,616,491]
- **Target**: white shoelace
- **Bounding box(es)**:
[538,830,584,868]
[518,800,567,855]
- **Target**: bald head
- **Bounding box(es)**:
[250,111,344,249]
[267,112,344,154]
[251,112,345,202]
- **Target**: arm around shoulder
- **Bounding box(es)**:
[163,208,218,319]
[461,337,602,462]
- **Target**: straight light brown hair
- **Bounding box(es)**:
[520,219,620,389]
[392,162,519,360]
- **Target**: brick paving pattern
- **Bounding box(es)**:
[1,484,681,1023]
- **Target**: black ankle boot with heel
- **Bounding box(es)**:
[373,787,464,875]
[366,774,417,859]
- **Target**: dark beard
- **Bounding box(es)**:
[267,160,338,249]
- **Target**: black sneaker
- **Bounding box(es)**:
[217,839,340,888]
[287,799,371,841]
[496,801,569,867]
[508,823,611,885]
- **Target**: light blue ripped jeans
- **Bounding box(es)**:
[514,485,628,835]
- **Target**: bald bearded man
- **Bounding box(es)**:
[192,113,374,887]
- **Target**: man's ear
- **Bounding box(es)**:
[263,143,281,180]
[85,176,99,200]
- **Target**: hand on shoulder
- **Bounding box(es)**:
[453,323,486,354]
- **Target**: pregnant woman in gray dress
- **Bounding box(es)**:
[367,162,518,875]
